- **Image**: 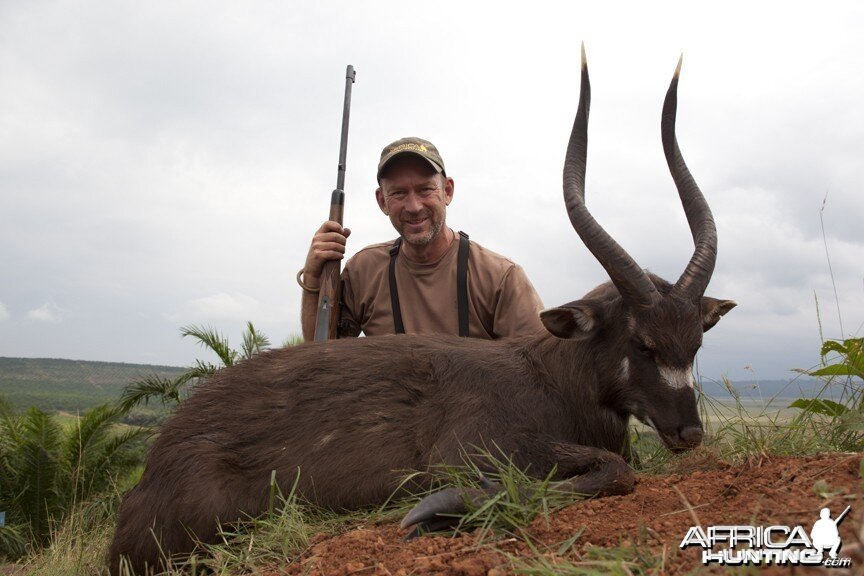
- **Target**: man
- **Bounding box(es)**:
[298,137,544,340]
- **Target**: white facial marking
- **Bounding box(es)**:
[617,357,630,384]
[659,365,695,390]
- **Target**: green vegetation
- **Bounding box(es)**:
[0,322,285,567]
[0,396,147,559]
[789,338,864,451]
[409,448,578,544]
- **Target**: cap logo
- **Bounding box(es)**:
[390,143,428,154]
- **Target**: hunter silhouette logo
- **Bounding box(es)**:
[811,506,850,560]
[680,505,853,568]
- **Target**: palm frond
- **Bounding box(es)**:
[18,407,63,542]
[61,405,116,463]
[119,375,187,413]
[74,425,149,500]
[189,359,221,379]
[181,324,238,367]
[0,523,27,559]
[241,321,271,360]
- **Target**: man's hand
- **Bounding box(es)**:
[302,221,352,289]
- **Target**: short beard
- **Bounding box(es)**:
[402,216,445,246]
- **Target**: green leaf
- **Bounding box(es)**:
[18,407,63,542]
[788,398,849,416]
[820,340,850,356]
[181,324,238,367]
[810,365,861,377]
[241,321,271,360]
[814,338,864,380]
[119,374,186,412]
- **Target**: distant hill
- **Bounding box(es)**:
[0,357,186,412]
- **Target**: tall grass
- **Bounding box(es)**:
[408,447,583,543]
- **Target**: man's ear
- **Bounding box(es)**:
[443,176,454,206]
[701,297,737,332]
[540,302,602,340]
[375,187,388,215]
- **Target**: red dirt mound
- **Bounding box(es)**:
[277,453,863,575]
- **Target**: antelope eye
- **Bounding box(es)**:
[635,342,654,358]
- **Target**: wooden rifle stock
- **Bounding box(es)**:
[314,65,355,341]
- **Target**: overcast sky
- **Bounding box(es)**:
[1,1,862,383]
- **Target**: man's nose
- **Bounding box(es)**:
[403,191,423,212]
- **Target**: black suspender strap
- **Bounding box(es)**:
[387,231,471,337]
[388,237,405,334]
[456,231,470,337]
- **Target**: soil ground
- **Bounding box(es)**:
[275,452,864,575]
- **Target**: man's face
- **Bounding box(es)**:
[376,155,454,246]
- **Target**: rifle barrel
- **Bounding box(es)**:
[314,64,355,342]
[336,65,356,193]
[835,505,852,526]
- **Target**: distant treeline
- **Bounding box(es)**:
[0,356,186,413]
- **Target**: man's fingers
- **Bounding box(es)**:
[319,221,349,236]
[315,231,348,246]
[313,241,347,255]
[303,221,349,283]
[316,250,345,261]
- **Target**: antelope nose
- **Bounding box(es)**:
[679,426,704,447]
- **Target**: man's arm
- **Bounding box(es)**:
[300,287,319,341]
[299,221,351,341]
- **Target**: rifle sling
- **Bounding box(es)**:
[388,231,470,337]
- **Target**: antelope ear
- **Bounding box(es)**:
[540,302,601,340]
[701,297,737,332]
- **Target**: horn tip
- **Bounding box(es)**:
[581,42,587,69]
[674,53,683,78]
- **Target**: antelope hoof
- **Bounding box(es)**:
[401,485,496,539]
[401,487,467,538]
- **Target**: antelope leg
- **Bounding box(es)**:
[549,443,635,497]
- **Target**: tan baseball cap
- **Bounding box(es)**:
[377,137,446,181]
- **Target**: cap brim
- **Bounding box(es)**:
[377,151,444,181]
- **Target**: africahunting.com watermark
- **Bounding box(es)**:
[680,505,853,568]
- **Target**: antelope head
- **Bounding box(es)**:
[541,46,736,452]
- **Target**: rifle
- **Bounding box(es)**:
[314,65,356,341]
[834,505,852,526]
